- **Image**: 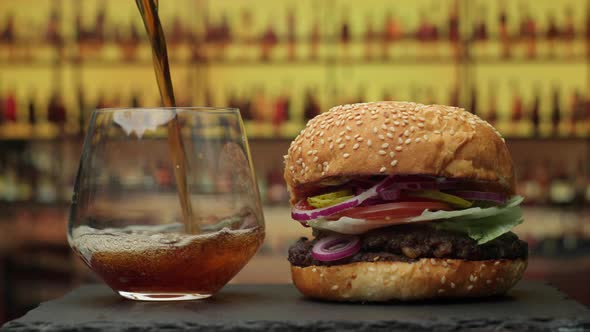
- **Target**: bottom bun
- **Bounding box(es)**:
[291,258,527,302]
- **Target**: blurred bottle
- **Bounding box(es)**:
[546,12,559,57]
[260,23,278,61]
[498,0,511,58]
[130,90,141,108]
[562,7,575,57]
[1,13,15,43]
[472,6,488,55]
[574,159,587,206]
[309,18,320,60]
[570,89,584,136]
[77,85,85,134]
[266,168,288,205]
[3,87,17,122]
[272,89,290,135]
[586,3,590,56]
[468,84,477,115]
[518,160,542,204]
[448,0,460,49]
[46,6,61,45]
[252,87,269,123]
[0,85,4,125]
[549,86,561,138]
[510,82,523,134]
[382,11,402,59]
[240,89,254,121]
[530,85,541,137]
[340,11,351,60]
[47,91,66,125]
[303,88,320,121]
[27,90,36,125]
[364,14,376,60]
[549,164,576,206]
[487,81,498,125]
[521,8,537,58]
[286,8,296,61]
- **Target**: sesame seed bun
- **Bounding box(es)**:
[291,258,527,302]
[284,101,515,203]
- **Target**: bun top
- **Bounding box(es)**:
[283,101,515,200]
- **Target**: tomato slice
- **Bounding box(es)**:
[333,201,451,221]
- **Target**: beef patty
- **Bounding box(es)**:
[288,224,528,267]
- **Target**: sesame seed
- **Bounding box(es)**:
[450,129,455,136]
[418,123,424,128]
[339,143,345,149]
[494,261,501,265]
[289,166,294,170]
[398,137,403,144]
[331,285,339,290]
[353,143,359,150]
[313,156,319,162]
[356,137,363,141]
[451,282,456,288]
[320,139,325,144]
[438,289,445,294]
[367,139,372,146]
[423,135,429,141]
[329,143,334,149]
[381,143,389,148]
[345,135,351,141]
[320,131,324,136]
[390,160,398,167]
[356,121,363,125]
[317,164,322,170]
[381,124,387,130]
[339,131,345,136]
[388,127,395,132]
[441,276,446,284]
[386,133,394,138]
[346,126,352,131]
[373,127,378,133]
[434,130,441,134]
[404,130,410,137]
[384,118,391,124]
[389,152,395,157]
[394,121,400,125]
[354,133,360,138]
[312,268,317,272]
[378,135,385,140]
[371,115,378,119]
[415,137,421,142]
[378,150,387,155]
[368,267,376,272]
[395,146,402,151]
[431,259,437,265]
[467,285,474,291]
[297,147,302,152]
[405,138,412,144]
[336,137,342,143]
[343,153,350,158]
[379,167,387,173]
[410,126,416,132]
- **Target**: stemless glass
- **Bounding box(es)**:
[68,108,265,301]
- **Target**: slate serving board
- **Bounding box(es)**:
[2,282,589,332]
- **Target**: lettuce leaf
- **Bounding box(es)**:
[307,196,524,244]
[433,200,524,244]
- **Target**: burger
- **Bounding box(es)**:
[284,101,527,301]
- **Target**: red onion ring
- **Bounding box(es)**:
[446,190,507,204]
[291,176,396,222]
[311,235,361,262]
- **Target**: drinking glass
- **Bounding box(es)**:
[68,108,265,301]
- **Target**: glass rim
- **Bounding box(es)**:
[93,107,239,114]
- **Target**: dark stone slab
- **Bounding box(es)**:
[2,282,589,332]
